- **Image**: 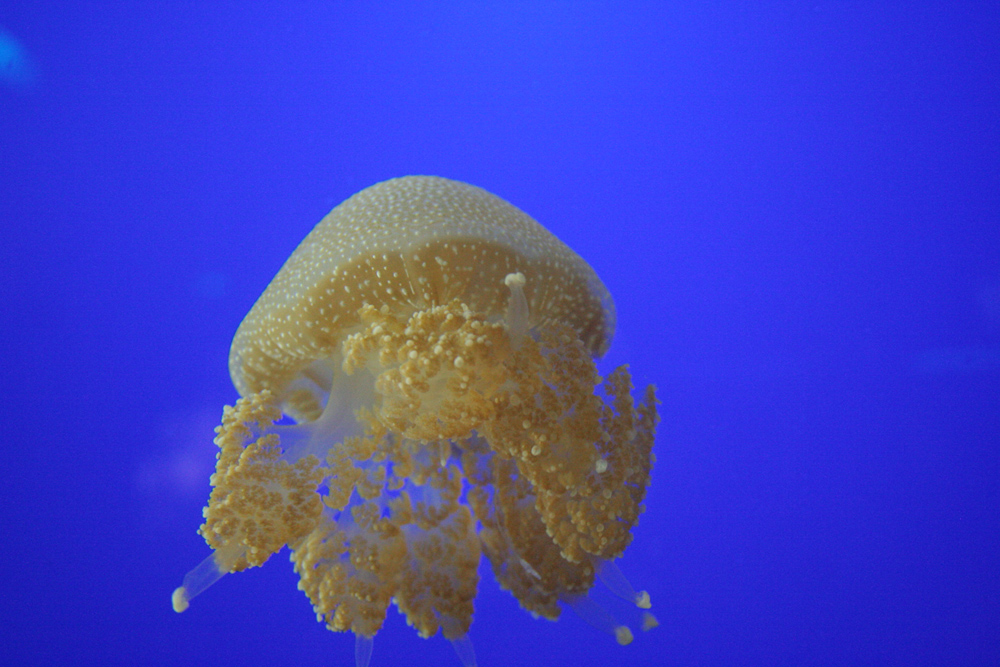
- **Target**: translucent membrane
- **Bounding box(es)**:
[564,593,634,646]
[355,634,374,667]
[273,363,374,462]
[450,634,477,667]
[171,544,244,613]
[596,559,652,609]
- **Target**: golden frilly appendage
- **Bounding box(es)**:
[199,391,327,571]
[177,298,657,652]
[172,391,327,612]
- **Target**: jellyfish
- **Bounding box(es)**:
[172,176,658,666]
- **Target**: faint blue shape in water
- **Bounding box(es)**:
[0,28,36,86]
[913,347,1000,375]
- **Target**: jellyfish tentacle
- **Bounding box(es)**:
[449,634,477,667]
[171,544,243,613]
[354,633,374,667]
[563,592,634,646]
[595,558,652,609]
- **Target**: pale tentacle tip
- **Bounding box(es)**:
[171,587,189,613]
[172,548,236,613]
[635,590,651,609]
[614,625,634,646]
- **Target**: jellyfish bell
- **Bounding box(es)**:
[173,176,658,666]
[229,175,616,414]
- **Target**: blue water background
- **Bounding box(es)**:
[1,3,997,666]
